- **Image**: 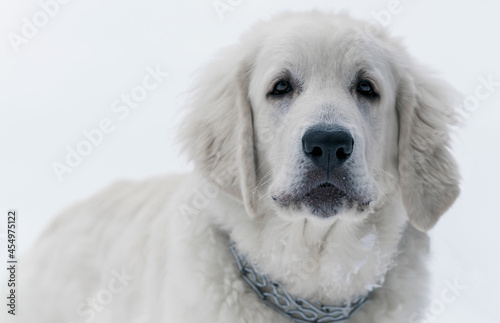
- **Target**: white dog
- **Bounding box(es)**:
[13,11,460,323]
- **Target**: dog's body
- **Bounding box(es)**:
[18,174,430,323]
[14,12,459,323]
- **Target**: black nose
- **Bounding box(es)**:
[302,128,354,171]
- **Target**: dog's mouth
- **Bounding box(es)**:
[272,181,372,218]
[302,182,354,217]
[306,182,346,199]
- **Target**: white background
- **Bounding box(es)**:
[1,0,499,322]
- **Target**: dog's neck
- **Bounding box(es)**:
[210,187,408,305]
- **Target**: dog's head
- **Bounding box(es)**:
[179,12,460,231]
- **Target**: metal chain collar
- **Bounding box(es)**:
[229,239,371,323]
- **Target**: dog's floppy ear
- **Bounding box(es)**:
[396,65,461,231]
[178,45,259,218]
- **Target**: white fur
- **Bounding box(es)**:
[12,12,459,323]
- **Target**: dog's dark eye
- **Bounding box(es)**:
[271,80,293,96]
[356,80,377,98]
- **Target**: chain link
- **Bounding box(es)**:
[229,239,371,323]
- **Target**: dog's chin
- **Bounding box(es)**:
[301,183,353,218]
[273,183,373,220]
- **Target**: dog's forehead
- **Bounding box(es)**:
[254,22,387,77]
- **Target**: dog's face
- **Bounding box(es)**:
[180,12,460,231]
[248,23,399,220]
